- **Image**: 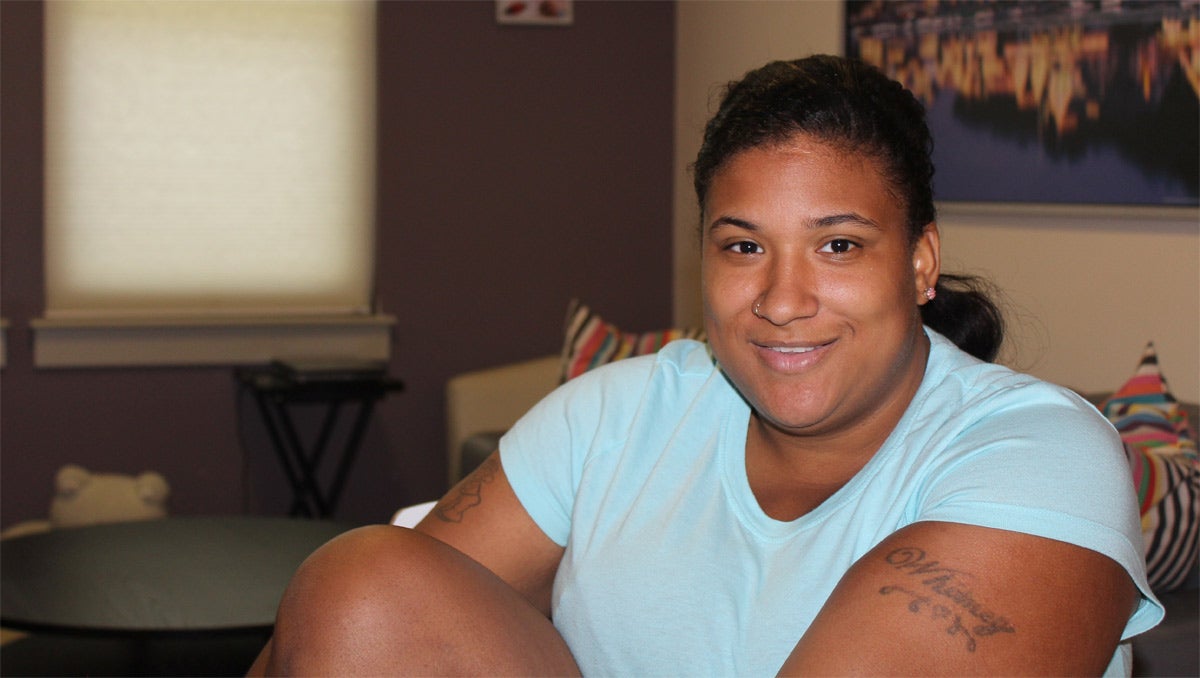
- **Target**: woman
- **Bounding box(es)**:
[252,55,1162,676]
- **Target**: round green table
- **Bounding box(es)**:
[1,516,353,635]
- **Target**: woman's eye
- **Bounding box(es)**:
[820,239,858,254]
[727,241,762,255]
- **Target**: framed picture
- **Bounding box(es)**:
[845,1,1199,207]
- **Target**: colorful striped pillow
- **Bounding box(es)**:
[1100,342,1199,593]
[559,299,706,382]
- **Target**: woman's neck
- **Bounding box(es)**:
[743,335,930,521]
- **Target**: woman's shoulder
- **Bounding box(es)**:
[656,338,717,375]
[923,329,1097,419]
[914,330,1122,471]
[563,338,715,388]
[540,339,718,415]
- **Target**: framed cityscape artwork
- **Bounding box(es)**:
[845,1,1199,207]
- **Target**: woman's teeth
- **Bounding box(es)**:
[772,345,817,354]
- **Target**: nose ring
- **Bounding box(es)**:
[753,301,764,319]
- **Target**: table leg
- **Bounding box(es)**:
[251,392,329,518]
[325,399,377,513]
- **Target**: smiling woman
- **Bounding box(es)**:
[251,55,1163,677]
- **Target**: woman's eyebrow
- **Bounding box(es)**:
[707,215,758,233]
[812,212,883,230]
[708,213,883,232]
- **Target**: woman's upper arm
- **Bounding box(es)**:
[415,451,564,616]
[779,520,1138,676]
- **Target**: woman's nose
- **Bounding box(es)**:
[754,256,819,325]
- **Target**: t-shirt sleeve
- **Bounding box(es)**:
[499,355,657,547]
[498,383,581,546]
[916,383,1165,640]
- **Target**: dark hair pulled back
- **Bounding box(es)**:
[691,55,1004,362]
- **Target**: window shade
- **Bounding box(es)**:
[44,0,376,318]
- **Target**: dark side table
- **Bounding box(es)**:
[237,361,404,518]
[0,516,354,675]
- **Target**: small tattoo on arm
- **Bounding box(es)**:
[433,454,500,523]
[878,546,1015,653]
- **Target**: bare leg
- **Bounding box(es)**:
[250,525,580,676]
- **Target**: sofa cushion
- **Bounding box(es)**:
[1099,342,1199,593]
[559,299,705,382]
[461,431,504,479]
[1131,580,1199,677]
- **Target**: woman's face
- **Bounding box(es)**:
[701,135,939,447]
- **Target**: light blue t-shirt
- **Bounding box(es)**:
[501,331,1163,676]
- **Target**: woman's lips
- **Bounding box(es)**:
[754,340,833,371]
[768,345,818,354]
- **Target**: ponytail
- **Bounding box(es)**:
[921,273,1005,362]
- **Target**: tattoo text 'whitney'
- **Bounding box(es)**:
[433,455,499,523]
[878,546,1015,652]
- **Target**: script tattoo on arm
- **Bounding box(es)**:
[433,454,500,523]
[878,546,1016,653]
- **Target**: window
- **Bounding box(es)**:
[35,0,391,367]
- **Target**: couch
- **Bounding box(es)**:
[445,354,560,487]
[445,349,1198,677]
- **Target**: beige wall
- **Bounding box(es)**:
[674,1,1199,402]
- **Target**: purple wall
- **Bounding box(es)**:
[0,1,676,527]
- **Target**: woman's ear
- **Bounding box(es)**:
[912,222,940,304]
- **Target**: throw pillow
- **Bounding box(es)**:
[1099,342,1199,593]
[559,299,706,382]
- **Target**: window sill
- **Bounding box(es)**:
[31,314,396,368]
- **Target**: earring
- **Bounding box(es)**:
[923,287,937,301]
[753,301,764,318]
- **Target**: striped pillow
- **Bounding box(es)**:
[1100,342,1199,593]
[559,299,705,382]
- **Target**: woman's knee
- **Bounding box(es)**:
[286,524,449,589]
[265,525,578,675]
[268,525,467,671]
